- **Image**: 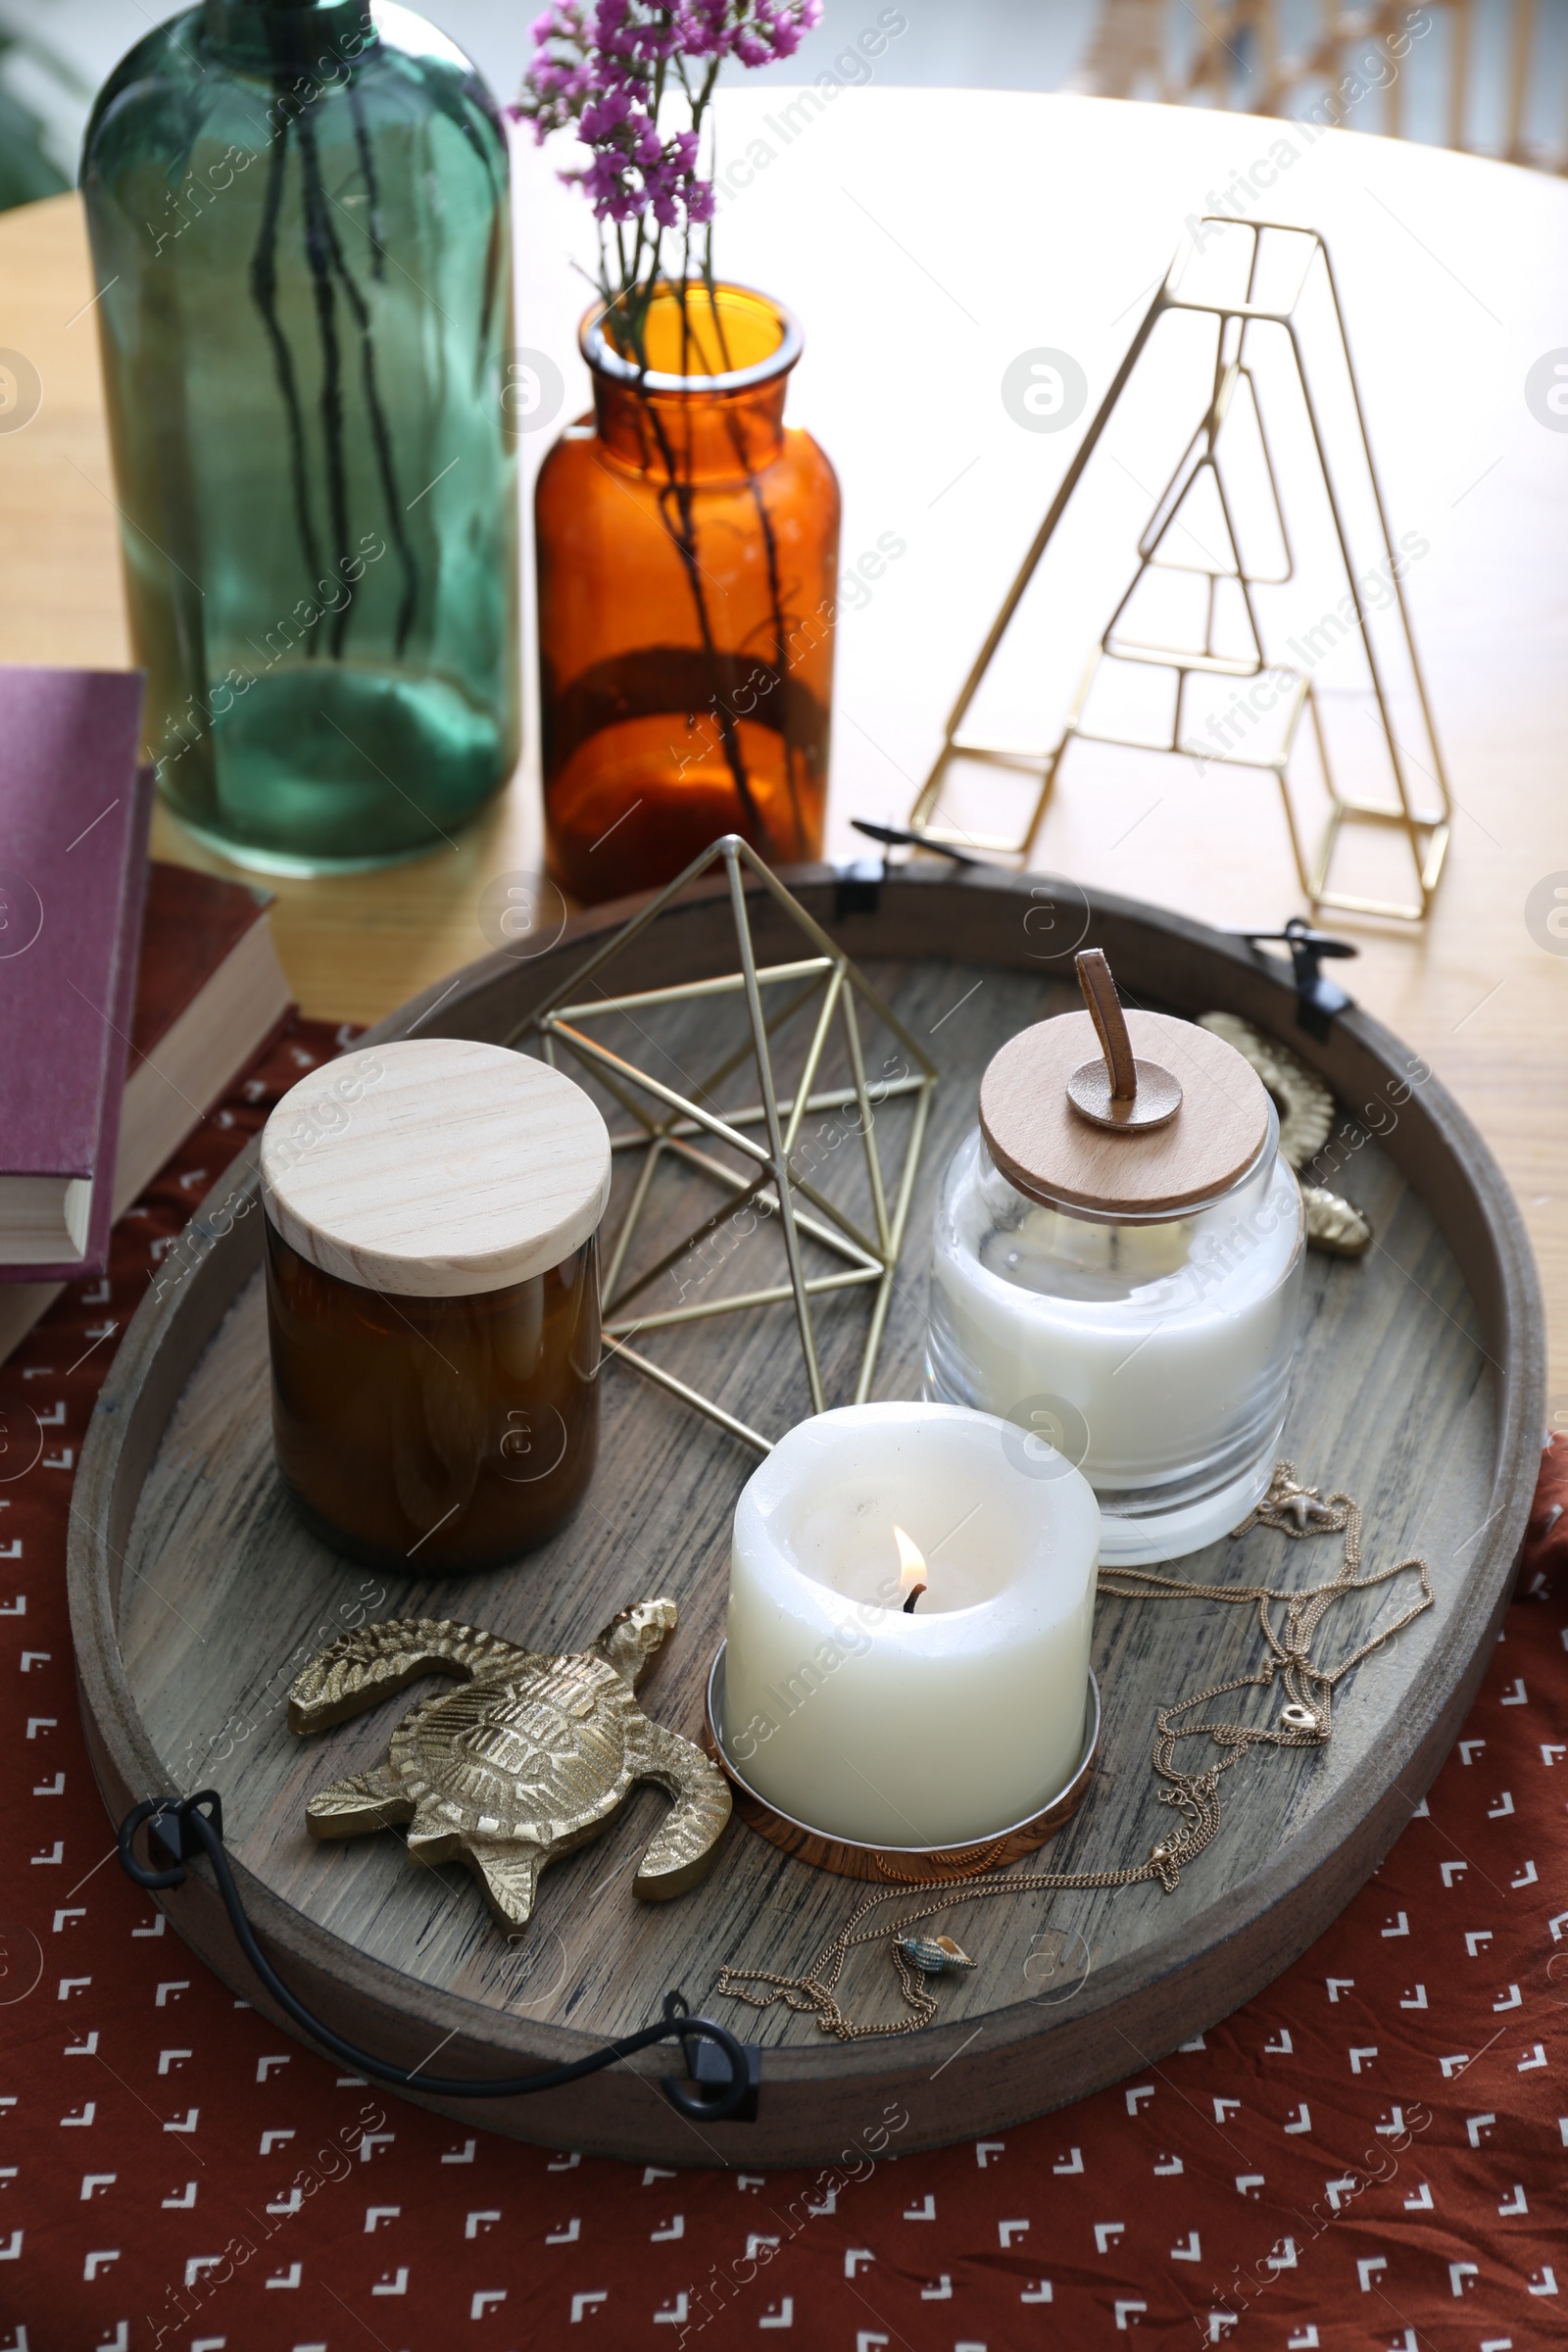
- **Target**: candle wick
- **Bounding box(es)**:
[902,1583,925,1614]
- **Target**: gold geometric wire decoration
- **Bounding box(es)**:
[908,219,1451,923]
[509,835,938,1455]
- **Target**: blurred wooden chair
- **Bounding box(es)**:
[1073,0,1565,173]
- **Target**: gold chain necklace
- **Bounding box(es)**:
[714,1462,1433,2042]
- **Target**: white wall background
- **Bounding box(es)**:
[10,0,1565,190]
[0,0,1095,183]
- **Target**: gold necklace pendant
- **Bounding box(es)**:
[897,1933,976,1975]
[717,1462,1432,2042]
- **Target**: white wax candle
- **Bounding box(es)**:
[927,1130,1303,1558]
[722,1403,1100,1847]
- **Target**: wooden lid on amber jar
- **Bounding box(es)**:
[260,1039,612,1298]
[979,957,1272,1222]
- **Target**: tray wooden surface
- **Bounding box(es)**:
[69,866,1545,2165]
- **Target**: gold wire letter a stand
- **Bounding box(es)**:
[513,836,938,1455]
[909,220,1451,923]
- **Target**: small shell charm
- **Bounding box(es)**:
[898,1933,976,1975]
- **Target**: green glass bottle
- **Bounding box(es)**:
[81,0,519,872]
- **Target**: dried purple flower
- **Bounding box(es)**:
[514,0,821,325]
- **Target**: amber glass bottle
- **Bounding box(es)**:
[535,282,840,904]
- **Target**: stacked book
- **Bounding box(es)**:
[0,668,292,1362]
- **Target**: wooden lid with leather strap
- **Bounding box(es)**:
[261,1037,612,1297]
[979,952,1273,1221]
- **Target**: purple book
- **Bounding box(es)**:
[0,667,151,1281]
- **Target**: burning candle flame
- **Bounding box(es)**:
[894,1524,927,1613]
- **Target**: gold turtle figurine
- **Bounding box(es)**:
[288,1599,731,1938]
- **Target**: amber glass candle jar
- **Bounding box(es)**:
[535,280,840,904]
[260,1038,610,1571]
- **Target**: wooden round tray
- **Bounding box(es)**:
[69,865,1544,2165]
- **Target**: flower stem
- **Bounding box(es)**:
[699,260,804,851]
[294,105,353,646]
[249,110,325,654]
[638,386,763,833]
[302,112,420,659]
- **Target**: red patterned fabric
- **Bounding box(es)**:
[2,1017,1563,2351]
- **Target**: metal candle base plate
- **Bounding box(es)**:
[703,1644,1101,1883]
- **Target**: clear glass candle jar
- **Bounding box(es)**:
[925,964,1305,1565]
[260,1038,609,1571]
